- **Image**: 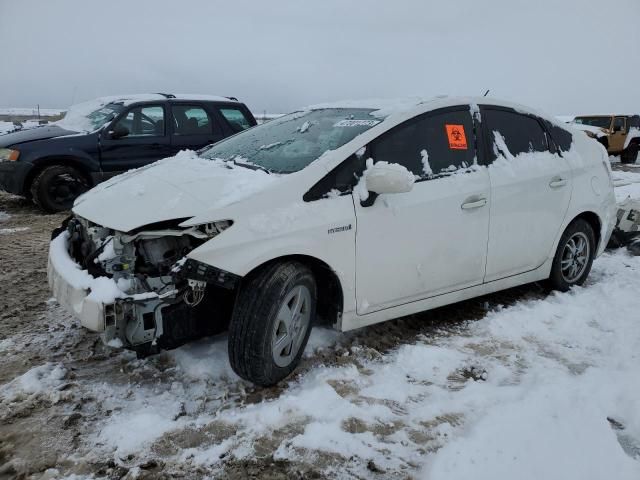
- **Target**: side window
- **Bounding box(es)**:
[483,110,549,161]
[115,105,165,137]
[303,153,366,201]
[370,109,476,179]
[613,117,626,132]
[172,105,214,135]
[219,108,252,132]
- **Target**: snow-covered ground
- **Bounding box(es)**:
[3,250,639,479]
[0,119,42,135]
[0,167,639,479]
[0,107,64,117]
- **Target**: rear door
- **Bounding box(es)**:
[480,106,573,282]
[169,103,225,154]
[99,103,172,172]
[353,106,491,314]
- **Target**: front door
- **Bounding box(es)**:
[353,107,490,314]
[481,107,573,282]
[609,116,627,153]
[99,103,172,173]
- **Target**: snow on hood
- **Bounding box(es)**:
[73,150,279,232]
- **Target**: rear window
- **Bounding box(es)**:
[483,109,548,160]
[219,108,252,132]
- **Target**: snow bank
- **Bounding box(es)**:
[0,211,11,222]
[612,169,640,202]
[0,363,67,404]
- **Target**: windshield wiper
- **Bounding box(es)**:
[232,158,271,174]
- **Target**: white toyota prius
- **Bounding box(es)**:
[48,96,617,386]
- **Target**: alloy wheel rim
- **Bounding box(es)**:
[560,232,590,283]
[272,285,311,368]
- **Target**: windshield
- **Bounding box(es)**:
[200,108,380,173]
[573,117,611,129]
[57,102,125,133]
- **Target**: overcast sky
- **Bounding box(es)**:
[1,0,639,115]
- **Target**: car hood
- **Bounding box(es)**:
[73,151,280,232]
[0,124,80,147]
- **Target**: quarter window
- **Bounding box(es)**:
[370,109,476,179]
[115,105,165,137]
[172,105,214,135]
[219,108,252,132]
[483,109,548,160]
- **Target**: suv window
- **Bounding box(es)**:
[370,109,476,179]
[483,109,548,160]
[115,105,165,137]
[613,117,626,132]
[219,107,252,132]
[172,105,214,135]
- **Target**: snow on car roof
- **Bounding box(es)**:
[54,94,238,133]
[304,95,565,126]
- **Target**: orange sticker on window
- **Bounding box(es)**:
[445,124,468,150]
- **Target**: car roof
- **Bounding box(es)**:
[91,93,240,107]
[302,95,566,128]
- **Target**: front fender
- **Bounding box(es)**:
[187,196,358,316]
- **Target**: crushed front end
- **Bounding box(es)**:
[48,216,238,356]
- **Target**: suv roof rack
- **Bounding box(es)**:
[155,93,176,99]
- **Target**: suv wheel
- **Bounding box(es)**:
[30,165,90,212]
[547,219,595,292]
[621,144,639,164]
[228,261,316,386]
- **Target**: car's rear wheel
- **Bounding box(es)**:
[30,164,90,213]
[228,261,316,386]
[547,219,595,291]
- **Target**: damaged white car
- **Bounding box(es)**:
[48,97,617,386]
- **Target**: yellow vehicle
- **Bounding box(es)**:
[573,115,640,163]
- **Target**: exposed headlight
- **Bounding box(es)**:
[196,220,233,238]
[0,148,20,162]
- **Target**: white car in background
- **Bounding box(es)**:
[48,96,617,386]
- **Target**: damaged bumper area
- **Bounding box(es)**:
[47,216,239,355]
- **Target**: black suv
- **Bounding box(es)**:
[0,94,256,211]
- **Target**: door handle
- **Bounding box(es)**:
[150,143,163,149]
[461,197,487,210]
[549,177,568,188]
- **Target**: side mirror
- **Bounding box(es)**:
[365,161,415,195]
[108,124,129,139]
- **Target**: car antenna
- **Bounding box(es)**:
[483,89,490,97]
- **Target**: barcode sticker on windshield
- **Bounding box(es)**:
[333,119,381,127]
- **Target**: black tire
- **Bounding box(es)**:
[30,164,90,213]
[547,219,596,292]
[228,261,316,386]
[621,144,639,164]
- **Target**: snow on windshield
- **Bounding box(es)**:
[54,94,163,133]
[200,108,381,173]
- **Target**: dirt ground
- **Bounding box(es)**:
[0,165,632,479]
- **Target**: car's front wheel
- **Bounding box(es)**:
[547,219,596,291]
[30,164,90,213]
[228,261,316,386]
